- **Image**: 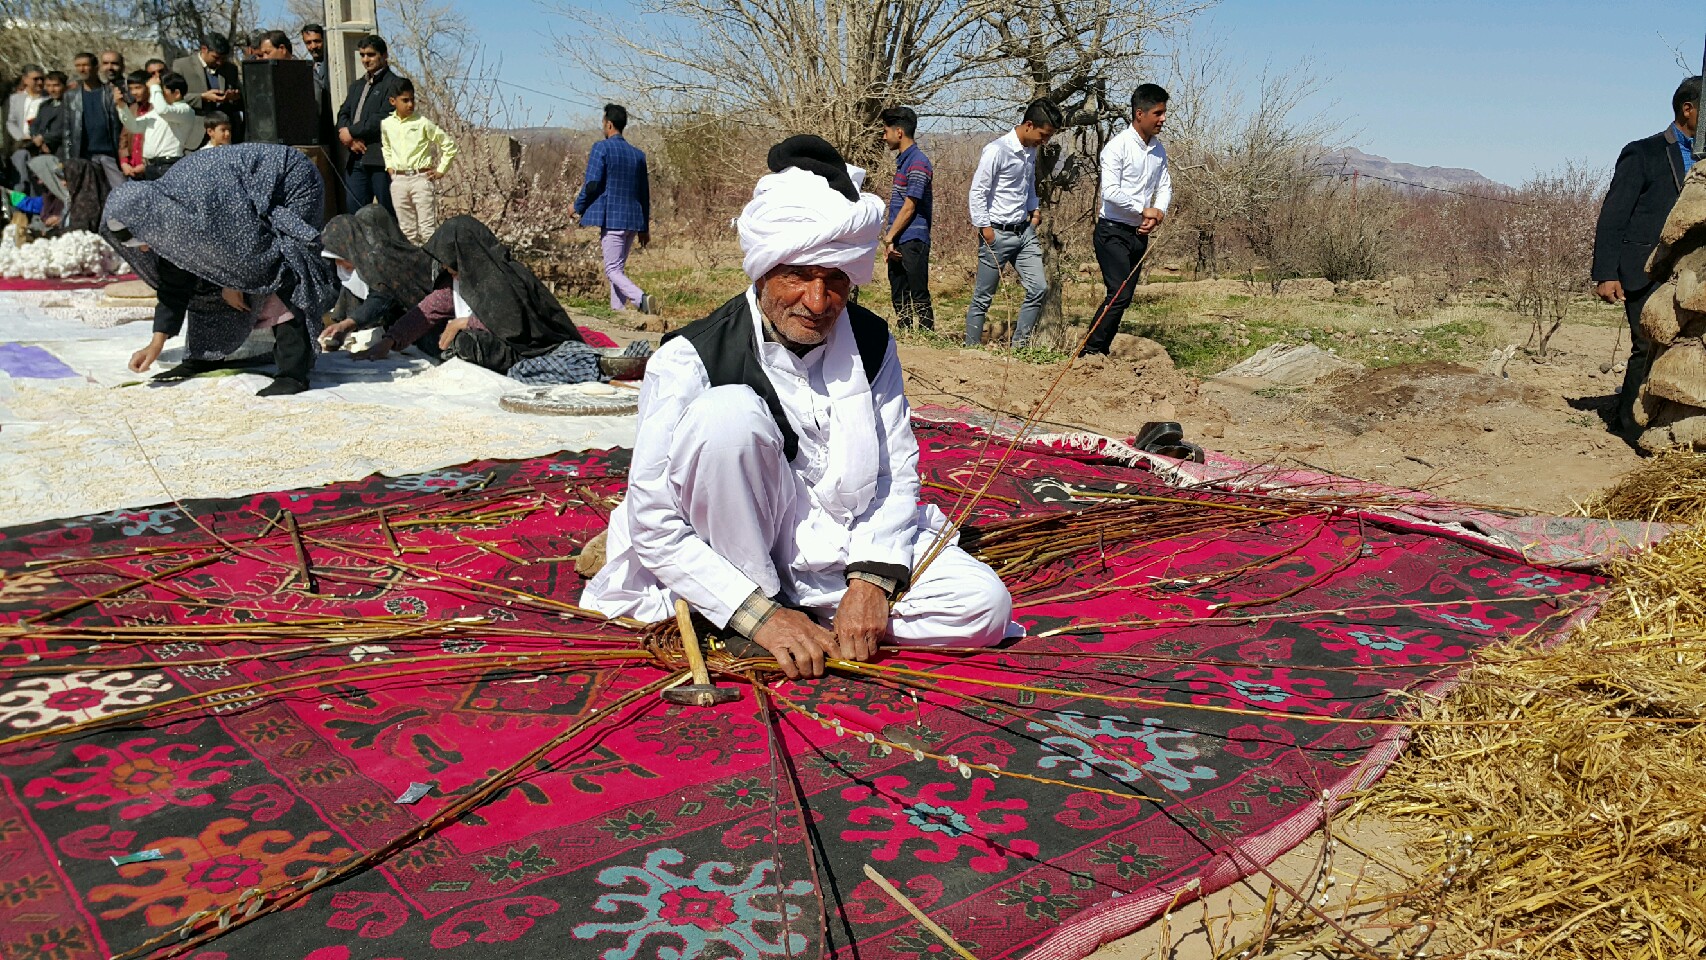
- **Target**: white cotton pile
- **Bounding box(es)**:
[0,227,125,279]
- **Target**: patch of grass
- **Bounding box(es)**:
[1255,385,1298,400]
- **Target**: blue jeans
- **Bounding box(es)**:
[345,165,393,215]
[964,224,1047,347]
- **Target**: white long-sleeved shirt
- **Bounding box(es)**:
[589,290,921,626]
[967,129,1038,228]
[1099,124,1170,225]
[118,83,202,159]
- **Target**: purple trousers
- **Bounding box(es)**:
[600,229,645,310]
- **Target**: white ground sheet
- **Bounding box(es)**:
[0,290,637,527]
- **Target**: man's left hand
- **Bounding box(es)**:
[1138,207,1165,235]
[833,579,888,662]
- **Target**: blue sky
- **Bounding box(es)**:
[301,0,1703,185]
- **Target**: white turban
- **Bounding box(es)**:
[737,166,886,287]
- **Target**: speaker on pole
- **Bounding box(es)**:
[243,60,320,145]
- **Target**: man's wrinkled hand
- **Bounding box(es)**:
[833,579,888,662]
[1595,279,1625,304]
[752,608,839,679]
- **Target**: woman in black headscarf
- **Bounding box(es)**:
[356,215,583,372]
[101,143,339,396]
[317,203,436,349]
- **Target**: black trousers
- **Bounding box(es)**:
[141,157,178,181]
[1083,218,1148,355]
[345,165,394,215]
[1617,283,1657,435]
[272,318,314,384]
[887,238,934,330]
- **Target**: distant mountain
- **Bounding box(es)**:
[1329,147,1505,193]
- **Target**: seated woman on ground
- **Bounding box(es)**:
[317,203,435,351]
[103,143,338,396]
[354,215,584,372]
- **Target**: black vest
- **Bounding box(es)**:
[664,294,891,461]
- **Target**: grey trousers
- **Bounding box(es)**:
[964,224,1047,347]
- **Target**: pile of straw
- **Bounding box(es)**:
[1585,446,1706,526]
[1362,524,1706,958]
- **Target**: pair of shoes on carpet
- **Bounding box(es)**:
[256,377,309,396]
[1134,420,1206,463]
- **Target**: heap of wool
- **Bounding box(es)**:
[0,227,124,278]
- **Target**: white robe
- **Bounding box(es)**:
[581,291,1014,645]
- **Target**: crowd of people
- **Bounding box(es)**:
[4,28,457,239]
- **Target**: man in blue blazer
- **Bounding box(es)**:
[1594,75,1699,436]
[575,103,653,314]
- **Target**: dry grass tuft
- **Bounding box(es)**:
[1585,447,1706,526]
[1358,523,1706,959]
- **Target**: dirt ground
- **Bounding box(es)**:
[896,322,1640,516]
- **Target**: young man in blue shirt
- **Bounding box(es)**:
[880,106,934,330]
[574,103,654,314]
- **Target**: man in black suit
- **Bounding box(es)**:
[334,34,405,214]
[1593,75,1700,436]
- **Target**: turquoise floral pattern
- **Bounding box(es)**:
[572,848,811,960]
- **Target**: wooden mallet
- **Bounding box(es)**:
[661,598,740,707]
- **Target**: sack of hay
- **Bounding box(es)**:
[1675,244,1706,312]
[1662,163,1706,245]
[1639,405,1706,452]
[1647,339,1706,405]
[1633,381,1670,429]
[1641,279,1682,344]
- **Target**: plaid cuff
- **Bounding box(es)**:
[727,589,782,639]
[846,570,899,598]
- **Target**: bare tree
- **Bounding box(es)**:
[1162,50,1339,292]
[1498,164,1603,358]
[960,0,1211,339]
[550,0,989,164]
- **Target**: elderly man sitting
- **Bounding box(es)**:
[582,135,1014,679]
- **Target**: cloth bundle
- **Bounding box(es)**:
[507,338,653,386]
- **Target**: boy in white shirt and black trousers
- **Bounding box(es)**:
[1082,83,1171,357]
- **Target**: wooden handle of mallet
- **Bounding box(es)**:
[674,598,712,687]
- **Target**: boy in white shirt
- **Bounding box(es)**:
[964,98,1062,348]
[114,72,201,179]
[1082,83,1171,357]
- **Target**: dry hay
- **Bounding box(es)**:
[1192,467,1706,960]
[1586,447,1706,526]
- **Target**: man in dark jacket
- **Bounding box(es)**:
[1594,75,1700,436]
[335,34,406,214]
[171,33,243,141]
[574,103,653,313]
[65,51,124,189]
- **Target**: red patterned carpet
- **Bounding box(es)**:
[0,420,1600,959]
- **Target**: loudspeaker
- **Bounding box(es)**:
[242,60,320,145]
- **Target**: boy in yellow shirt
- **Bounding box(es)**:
[380,79,457,244]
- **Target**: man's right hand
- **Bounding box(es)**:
[751,608,839,680]
[979,226,995,245]
[1595,280,1625,304]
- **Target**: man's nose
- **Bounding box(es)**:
[801,280,830,313]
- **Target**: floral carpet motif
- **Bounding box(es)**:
[0,421,1600,959]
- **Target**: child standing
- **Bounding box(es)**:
[115,72,200,180]
[380,79,456,244]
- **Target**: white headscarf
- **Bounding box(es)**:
[736,166,885,286]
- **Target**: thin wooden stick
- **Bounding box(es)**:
[378,507,401,556]
[862,864,980,960]
[282,511,317,594]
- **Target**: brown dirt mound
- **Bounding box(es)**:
[899,342,1203,438]
[1330,361,1542,420]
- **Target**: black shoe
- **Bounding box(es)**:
[256,377,309,396]
[1135,421,1185,451]
[151,357,226,381]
